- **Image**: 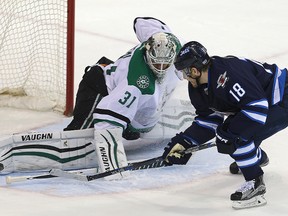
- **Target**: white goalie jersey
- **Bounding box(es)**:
[95,41,182,132]
[94,17,183,132]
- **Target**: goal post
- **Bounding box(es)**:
[0,0,75,116]
[65,0,75,116]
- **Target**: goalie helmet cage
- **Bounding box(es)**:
[0,0,75,116]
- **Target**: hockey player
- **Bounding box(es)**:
[65,17,183,177]
[162,41,288,208]
[64,17,182,140]
[0,17,187,174]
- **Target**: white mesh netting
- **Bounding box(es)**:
[0,0,72,112]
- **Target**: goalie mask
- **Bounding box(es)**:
[145,32,179,83]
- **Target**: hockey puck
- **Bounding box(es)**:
[0,163,4,171]
[229,162,240,174]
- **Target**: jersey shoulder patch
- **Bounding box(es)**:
[127,45,156,95]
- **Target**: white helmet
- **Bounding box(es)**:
[145,32,179,82]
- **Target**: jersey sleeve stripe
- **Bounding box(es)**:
[241,110,267,124]
[194,119,219,131]
[208,112,225,120]
[272,67,287,105]
[94,108,131,124]
[247,99,268,109]
[93,108,130,129]
[182,133,199,145]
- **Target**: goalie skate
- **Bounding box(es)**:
[231,175,267,209]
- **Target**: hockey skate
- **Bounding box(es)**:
[231,175,267,209]
[229,150,269,174]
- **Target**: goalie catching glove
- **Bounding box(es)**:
[162,132,196,165]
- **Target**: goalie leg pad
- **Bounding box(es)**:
[0,129,97,173]
[94,127,128,180]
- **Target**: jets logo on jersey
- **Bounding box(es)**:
[217,71,229,88]
[136,75,150,89]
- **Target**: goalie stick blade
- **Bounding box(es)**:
[49,169,88,181]
[6,174,56,184]
[5,168,98,185]
[232,195,267,209]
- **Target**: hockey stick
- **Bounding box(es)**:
[6,173,56,184]
[50,141,216,182]
[5,157,167,184]
[5,168,99,184]
[6,141,216,184]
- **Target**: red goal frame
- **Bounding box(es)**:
[65,0,75,116]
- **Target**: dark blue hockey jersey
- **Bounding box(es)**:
[184,56,287,144]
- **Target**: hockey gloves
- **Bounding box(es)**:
[162,132,194,166]
[122,126,140,140]
[215,123,242,155]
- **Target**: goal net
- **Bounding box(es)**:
[0,0,74,115]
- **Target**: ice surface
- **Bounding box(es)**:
[0,0,288,215]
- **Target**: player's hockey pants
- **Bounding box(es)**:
[232,71,288,180]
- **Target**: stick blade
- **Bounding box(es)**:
[6,175,29,184]
[49,169,88,182]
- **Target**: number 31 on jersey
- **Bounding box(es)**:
[118,91,137,108]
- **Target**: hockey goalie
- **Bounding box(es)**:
[0,17,193,178]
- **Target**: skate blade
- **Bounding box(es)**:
[232,195,267,209]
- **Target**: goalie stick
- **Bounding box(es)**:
[5,141,216,184]
[5,157,167,184]
[50,141,216,182]
[6,173,57,184]
[5,168,99,184]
